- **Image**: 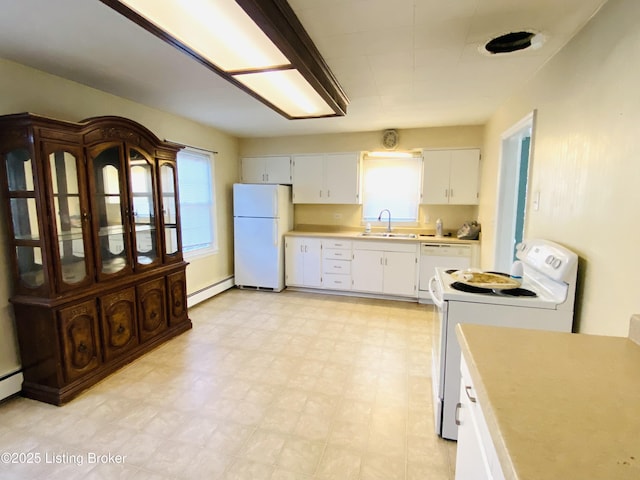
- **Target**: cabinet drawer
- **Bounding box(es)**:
[323,259,351,274]
[323,240,352,250]
[323,274,351,290]
[323,248,351,260]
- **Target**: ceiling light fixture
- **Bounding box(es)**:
[100,0,348,119]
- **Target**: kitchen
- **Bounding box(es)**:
[0,0,640,478]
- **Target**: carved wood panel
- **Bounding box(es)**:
[58,300,102,383]
[100,287,138,361]
[137,277,167,343]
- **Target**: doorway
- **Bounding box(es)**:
[493,111,535,272]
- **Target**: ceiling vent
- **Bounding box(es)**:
[481,31,544,55]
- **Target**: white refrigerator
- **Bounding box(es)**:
[233,183,293,291]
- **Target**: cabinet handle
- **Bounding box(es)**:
[319,190,323,198]
[77,342,88,353]
[445,189,449,198]
[327,189,331,197]
[150,311,157,319]
[455,402,462,426]
[117,325,125,334]
[450,188,454,198]
[384,258,388,266]
[380,258,383,265]
[265,173,269,182]
[81,211,91,222]
[465,385,477,403]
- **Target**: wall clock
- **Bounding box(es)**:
[382,129,399,150]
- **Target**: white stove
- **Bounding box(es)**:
[429,239,578,440]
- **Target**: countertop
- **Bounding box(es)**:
[285,229,479,245]
[456,323,640,480]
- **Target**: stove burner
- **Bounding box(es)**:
[450,282,537,297]
[497,287,537,297]
[450,282,493,294]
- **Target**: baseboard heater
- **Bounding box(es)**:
[187,276,235,307]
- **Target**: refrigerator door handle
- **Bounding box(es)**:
[273,219,278,246]
[273,189,278,216]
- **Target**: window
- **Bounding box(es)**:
[177,148,217,256]
[361,153,422,223]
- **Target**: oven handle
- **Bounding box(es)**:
[428,276,445,308]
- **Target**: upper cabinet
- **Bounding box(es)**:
[292,152,361,204]
[241,155,292,184]
[422,149,480,205]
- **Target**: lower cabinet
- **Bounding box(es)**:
[351,241,418,297]
[285,236,322,287]
[100,288,138,362]
[13,265,191,406]
[167,270,188,326]
[455,355,505,480]
[137,278,167,343]
[58,300,102,383]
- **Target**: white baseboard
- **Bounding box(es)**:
[187,276,235,307]
[0,370,23,402]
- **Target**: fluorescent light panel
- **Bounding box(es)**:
[111,0,344,118]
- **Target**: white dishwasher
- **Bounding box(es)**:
[418,243,472,302]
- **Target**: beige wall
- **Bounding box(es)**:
[0,58,239,297]
[241,126,484,233]
[479,0,639,336]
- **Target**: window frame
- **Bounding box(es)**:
[361,152,423,227]
[176,147,218,259]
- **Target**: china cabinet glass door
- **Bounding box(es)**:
[5,147,45,289]
[129,148,160,268]
[159,162,181,259]
[46,145,93,290]
[90,145,132,279]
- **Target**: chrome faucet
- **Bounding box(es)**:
[378,209,392,232]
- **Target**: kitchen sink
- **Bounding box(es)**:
[359,232,417,238]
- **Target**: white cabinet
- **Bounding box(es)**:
[292,153,361,204]
[455,355,505,480]
[422,149,480,205]
[351,241,418,297]
[322,239,352,291]
[241,156,292,184]
[285,237,322,287]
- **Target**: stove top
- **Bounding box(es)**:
[445,269,537,297]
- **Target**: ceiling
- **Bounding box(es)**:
[0,0,607,138]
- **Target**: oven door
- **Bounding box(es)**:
[429,275,448,435]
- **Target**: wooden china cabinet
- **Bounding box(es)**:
[0,113,191,405]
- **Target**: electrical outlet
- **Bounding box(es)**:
[334,213,342,220]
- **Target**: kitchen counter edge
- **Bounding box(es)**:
[285,230,479,244]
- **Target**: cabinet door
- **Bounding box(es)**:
[383,251,417,296]
[454,377,492,480]
[158,161,182,262]
[264,156,291,184]
[324,153,360,204]
[449,149,480,205]
[137,278,167,343]
[44,143,94,292]
[421,150,451,204]
[352,249,384,293]
[241,157,265,183]
[285,237,305,286]
[292,155,324,203]
[87,143,133,281]
[302,238,323,287]
[167,270,188,326]
[128,147,162,270]
[58,300,102,382]
[100,287,138,361]
[2,144,49,295]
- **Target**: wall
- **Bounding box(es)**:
[241,126,484,234]
[0,58,239,298]
[479,0,639,336]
